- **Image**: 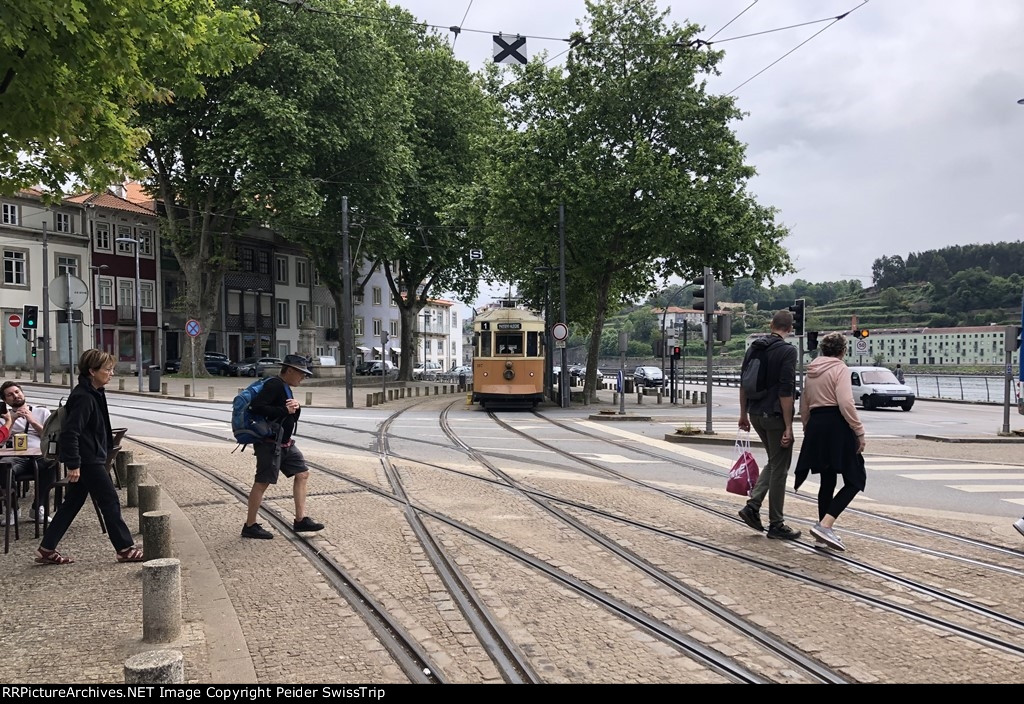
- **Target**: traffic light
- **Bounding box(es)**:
[806,331,819,351]
[853,329,870,339]
[691,271,714,316]
[788,299,805,336]
[22,304,38,339]
[1005,325,1021,352]
[31,345,37,358]
[671,345,681,360]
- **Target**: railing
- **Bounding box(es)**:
[667,371,1018,404]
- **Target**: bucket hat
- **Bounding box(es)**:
[280,354,313,376]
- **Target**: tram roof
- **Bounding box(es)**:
[473,306,545,325]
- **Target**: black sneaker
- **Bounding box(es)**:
[293,516,325,532]
[766,523,801,540]
[241,522,274,540]
[738,505,764,533]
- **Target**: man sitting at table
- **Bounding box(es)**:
[0,382,56,526]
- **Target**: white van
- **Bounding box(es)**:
[848,366,915,411]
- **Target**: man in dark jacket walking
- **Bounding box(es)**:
[737,310,801,540]
[241,355,325,539]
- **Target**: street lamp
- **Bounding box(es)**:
[89,264,109,352]
[115,237,143,392]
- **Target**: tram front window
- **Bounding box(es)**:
[496,333,523,356]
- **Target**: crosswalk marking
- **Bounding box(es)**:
[870,463,1020,471]
[947,485,1024,493]
[902,473,1024,481]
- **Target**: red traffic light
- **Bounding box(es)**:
[672,346,681,360]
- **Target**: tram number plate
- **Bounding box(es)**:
[892,397,905,401]
[497,323,522,330]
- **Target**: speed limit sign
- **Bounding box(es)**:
[855,339,868,353]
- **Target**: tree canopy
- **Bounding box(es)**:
[0,0,259,195]
[472,0,791,397]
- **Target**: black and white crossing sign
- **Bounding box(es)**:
[493,35,527,65]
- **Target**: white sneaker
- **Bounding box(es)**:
[810,522,846,551]
[1014,518,1024,539]
[36,506,51,525]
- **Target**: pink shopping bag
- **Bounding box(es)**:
[727,432,760,496]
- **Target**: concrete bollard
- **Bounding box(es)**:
[127,463,147,507]
[657,390,663,404]
[612,392,618,404]
[138,484,161,534]
[142,510,172,560]
[208,386,214,400]
[115,450,134,488]
[305,391,312,406]
[14,370,21,379]
[117,377,124,390]
[434,385,439,396]
[700,392,707,404]
[183,384,191,398]
[637,392,644,405]
[424,386,430,396]
[415,387,420,397]
[366,393,374,407]
[142,557,181,643]
[124,650,184,684]
[161,382,168,395]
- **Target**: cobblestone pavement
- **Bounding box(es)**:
[1,375,1022,684]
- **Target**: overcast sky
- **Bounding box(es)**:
[393,0,1024,309]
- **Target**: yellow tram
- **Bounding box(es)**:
[471,305,546,407]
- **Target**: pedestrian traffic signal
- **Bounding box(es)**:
[806,331,819,351]
[853,329,870,339]
[31,346,36,358]
[788,299,805,336]
[671,345,681,360]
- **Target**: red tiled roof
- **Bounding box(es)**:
[65,191,155,217]
[122,181,157,210]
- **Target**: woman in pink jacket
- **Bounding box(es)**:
[794,332,866,551]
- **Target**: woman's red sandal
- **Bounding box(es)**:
[116,546,145,563]
[35,548,74,565]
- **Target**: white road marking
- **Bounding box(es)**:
[902,473,1024,481]
[870,463,1020,471]
[577,453,659,464]
[947,485,1024,493]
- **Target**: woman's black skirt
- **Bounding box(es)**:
[794,406,866,492]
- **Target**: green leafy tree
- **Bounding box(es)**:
[139,0,410,375]
[474,0,790,401]
[0,0,259,195]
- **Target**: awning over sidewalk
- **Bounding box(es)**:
[357,345,371,352]
[373,346,382,354]
[391,347,401,354]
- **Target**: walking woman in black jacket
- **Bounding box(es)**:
[35,349,143,565]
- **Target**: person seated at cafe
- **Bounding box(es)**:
[0,382,57,526]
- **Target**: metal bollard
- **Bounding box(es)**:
[124,650,184,684]
[142,557,181,643]
[127,463,147,508]
[208,386,214,400]
[115,450,135,488]
[161,382,168,395]
[305,391,312,406]
[138,484,161,534]
[142,510,172,560]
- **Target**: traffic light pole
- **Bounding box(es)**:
[703,267,714,434]
[42,221,51,384]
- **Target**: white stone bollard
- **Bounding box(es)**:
[142,558,181,643]
[124,650,184,684]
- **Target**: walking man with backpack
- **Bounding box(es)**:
[737,310,801,540]
[241,354,325,539]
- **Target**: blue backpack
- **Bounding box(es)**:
[231,378,292,448]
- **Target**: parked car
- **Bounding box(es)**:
[569,366,603,383]
[632,365,663,387]
[451,365,472,377]
[229,356,282,377]
[163,359,180,373]
[413,361,442,380]
[368,360,396,376]
[848,366,915,411]
[355,361,375,375]
[204,352,233,376]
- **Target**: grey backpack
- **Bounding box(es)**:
[741,347,770,400]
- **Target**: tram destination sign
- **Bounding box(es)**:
[496,322,522,330]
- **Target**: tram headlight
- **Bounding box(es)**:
[503,369,514,380]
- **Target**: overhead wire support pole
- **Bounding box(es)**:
[558,203,568,409]
[342,196,354,408]
[704,267,714,434]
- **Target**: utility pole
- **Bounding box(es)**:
[558,203,568,409]
[42,221,51,383]
[342,196,354,408]
[704,267,714,434]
